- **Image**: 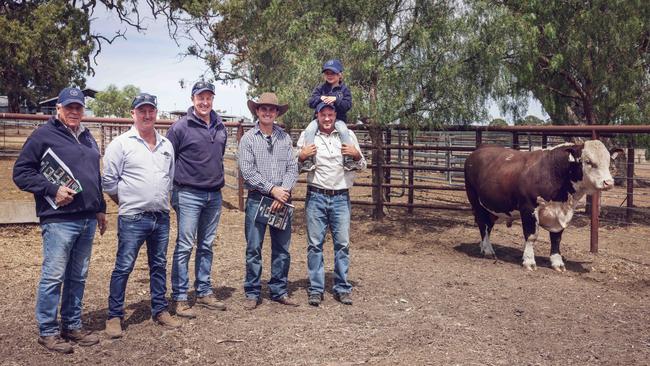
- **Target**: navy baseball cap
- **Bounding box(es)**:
[191,81,215,96]
[322,59,343,74]
[57,87,85,107]
[131,93,158,109]
[316,102,335,113]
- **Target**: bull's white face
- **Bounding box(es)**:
[577,140,615,192]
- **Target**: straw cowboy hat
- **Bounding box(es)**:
[247,92,289,118]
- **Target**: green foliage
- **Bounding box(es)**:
[169,0,492,129]
[515,115,546,126]
[473,0,650,125]
[0,0,94,112]
[87,85,141,118]
[489,118,508,127]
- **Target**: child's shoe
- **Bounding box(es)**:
[343,156,359,171]
[300,158,316,173]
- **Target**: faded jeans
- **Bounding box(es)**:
[108,212,170,319]
[305,190,352,295]
[243,192,292,300]
[37,218,96,337]
[171,187,222,301]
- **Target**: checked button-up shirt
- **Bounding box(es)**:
[238,122,298,195]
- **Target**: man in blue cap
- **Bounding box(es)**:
[297,102,366,307]
[103,93,180,338]
[13,87,107,353]
[166,81,228,318]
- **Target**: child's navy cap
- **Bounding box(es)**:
[316,102,335,113]
[322,59,343,74]
[191,81,215,96]
[132,93,158,109]
[57,87,85,107]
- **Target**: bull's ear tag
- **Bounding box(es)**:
[568,154,576,162]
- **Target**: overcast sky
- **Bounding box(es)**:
[86,8,250,118]
[86,7,546,123]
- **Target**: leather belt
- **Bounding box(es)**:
[308,186,349,196]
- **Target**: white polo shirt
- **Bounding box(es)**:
[297,128,366,190]
[102,126,175,216]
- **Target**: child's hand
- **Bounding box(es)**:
[320,96,336,104]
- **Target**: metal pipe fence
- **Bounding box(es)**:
[3,113,650,254]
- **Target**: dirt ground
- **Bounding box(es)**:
[0,157,649,366]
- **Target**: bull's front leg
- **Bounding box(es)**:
[520,209,539,271]
[549,230,566,272]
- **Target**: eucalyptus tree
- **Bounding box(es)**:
[0,0,157,112]
[87,84,141,117]
[473,0,650,125]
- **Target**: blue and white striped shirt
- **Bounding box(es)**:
[238,123,298,194]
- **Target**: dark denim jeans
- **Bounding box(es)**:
[243,192,292,300]
[37,219,97,337]
[108,212,170,319]
[305,190,352,295]
[171,187,222,301]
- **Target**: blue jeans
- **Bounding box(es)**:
[306,190,352,295]
[171,187,222,301]
[244,192,292,300]
[304,119,352,145]
[37,219,96,337]
[108,212,170,319]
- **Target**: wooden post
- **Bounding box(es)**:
[512,132,520,150]
[408,132,414,214]
[590,130,599,253]
[475,130,482,147]
[236,120,245,212]
[541,134,548,149]
[626,138,635,223]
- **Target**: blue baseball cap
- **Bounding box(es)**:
[316,102,336,113]
[322,59,343,74]
[191,81,215,96]
[131,93,158,109]
[57,87,85,107]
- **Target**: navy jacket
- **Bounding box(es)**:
[13,116,106,223]
[166,107,227,191]
[307,81,353,122]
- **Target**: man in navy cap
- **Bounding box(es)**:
[13,87,107,353]
[166,81,228,318]
[297,102,366,307]
[102,93,180,338]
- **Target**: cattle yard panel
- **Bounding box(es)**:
[3,113,650,253]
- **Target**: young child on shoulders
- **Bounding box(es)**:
[302,59,356,173]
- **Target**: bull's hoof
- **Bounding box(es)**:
[483,252,497,260]
[549,254,565,273]
[552,264,566,273]
[523,263,537,271]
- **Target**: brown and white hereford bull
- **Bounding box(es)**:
[464,140,621,271]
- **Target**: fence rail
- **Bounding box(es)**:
[3,113,650,254]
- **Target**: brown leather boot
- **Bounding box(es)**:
[104,317,123,339]
[38,335,73,354]
[61,328,99,346]
[153,311,181,328]
[172,300,196,318]
[195,295,226,311]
